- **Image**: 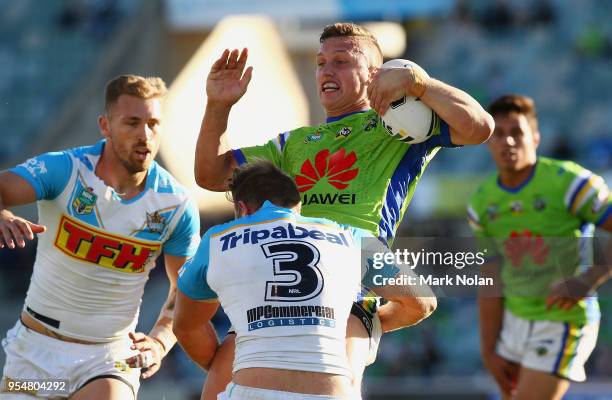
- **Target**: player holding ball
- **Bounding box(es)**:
[194,22,494,399]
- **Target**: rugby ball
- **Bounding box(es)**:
[380,59,439,144]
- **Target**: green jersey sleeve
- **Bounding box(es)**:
[562,161,612,226]
[232,132,289,168]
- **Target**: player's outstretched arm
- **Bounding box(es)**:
[195,48,253,191]
[367,67,494,146]
[0,170,46,249]
[173,290,220,370]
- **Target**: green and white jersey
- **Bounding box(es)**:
[468,157,612,325]
[234,109,456,245]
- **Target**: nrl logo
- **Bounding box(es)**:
[145,211,167,234]
[72,187,97,215]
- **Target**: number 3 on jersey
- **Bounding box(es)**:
[261,240,324,302]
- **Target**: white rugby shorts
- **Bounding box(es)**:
[496,309,598,382]
[1,320,141,399]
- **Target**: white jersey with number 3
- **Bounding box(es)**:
[178,202,369,377]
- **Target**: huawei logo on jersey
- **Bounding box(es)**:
[503,229,549,268]
[55,215,160,273]
[295,149,359,205]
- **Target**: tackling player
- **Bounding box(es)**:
[0,75,207,399]
[194,22,494,398]
[174,161,436,400]
[468,94,612,400]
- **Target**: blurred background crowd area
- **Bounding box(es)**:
[0,0,611,398]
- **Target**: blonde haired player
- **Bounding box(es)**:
[0,75,204,399]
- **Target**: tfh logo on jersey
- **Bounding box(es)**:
[55,215,160,273]
[295,148,358,205]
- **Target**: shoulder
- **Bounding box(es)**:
[298,213,343,228]
[541,157,589,177]
[284,125,319,143]
[302,216,359,241]
[22,142,101,172]
[148,162,190,196]
[538,157,594,192]
[67,141,105,171]
[469,173,498,212]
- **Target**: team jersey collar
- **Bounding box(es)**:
[260,200,298,215]
[497,159,538,193]
[325,109,369,123]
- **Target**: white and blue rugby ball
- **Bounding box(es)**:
[380,59,439,144]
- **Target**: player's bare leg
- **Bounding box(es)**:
[70,377,134,400]
[201,334,235,400]
[514,368,570,400]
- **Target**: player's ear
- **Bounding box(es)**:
[533,128,541,148]
[98,114,111,139]
[236,201,250,217]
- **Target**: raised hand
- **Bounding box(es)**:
[0,209,46,249]
[207,48,253,108]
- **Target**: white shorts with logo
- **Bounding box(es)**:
[1,321,141,399]
[218,383,358,400]
[496,310,599,382]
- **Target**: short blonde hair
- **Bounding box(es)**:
[320,22,383,67]
[104,75,167,111]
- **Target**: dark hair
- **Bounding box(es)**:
[487,94,538,131]
[319,22,383,66]
[105,74,167,111]
[228,160,301,211]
